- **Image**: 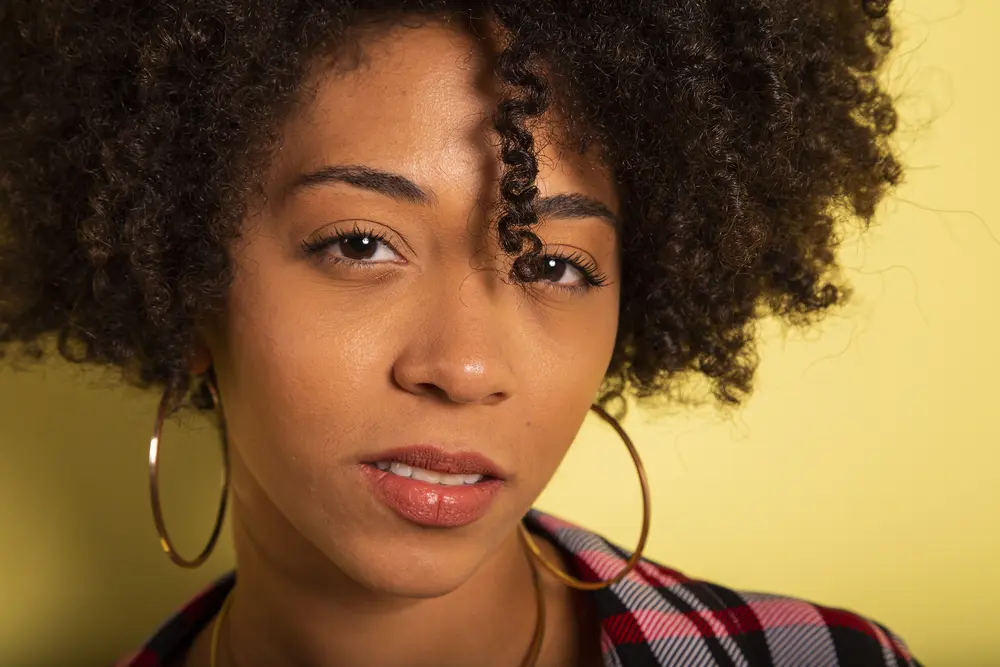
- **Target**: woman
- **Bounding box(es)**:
[0,1,920,666]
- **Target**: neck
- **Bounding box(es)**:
[213,504,550,667]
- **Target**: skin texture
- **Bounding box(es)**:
[189,22,617,667]
[0,3,903,665]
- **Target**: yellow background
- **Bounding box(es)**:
[1,2,997,665]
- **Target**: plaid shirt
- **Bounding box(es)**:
[119,509,921,667]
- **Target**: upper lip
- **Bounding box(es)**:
[363,445,507,479]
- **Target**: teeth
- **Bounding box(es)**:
[374,461,483,485]
[389,462,412,477]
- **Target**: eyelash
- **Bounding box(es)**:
[301,225,610,292]
[301,225,398,262]
[542,249,610,290]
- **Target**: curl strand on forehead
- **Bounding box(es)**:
[0,0,901,410]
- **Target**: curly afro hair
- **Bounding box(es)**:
[0,0,900,408]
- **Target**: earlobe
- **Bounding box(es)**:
[188,336,213,376]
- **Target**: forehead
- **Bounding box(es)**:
[269,19,617,211]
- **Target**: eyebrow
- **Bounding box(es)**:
[291,165,431,204]
[534,193,618,227]
[288,164,618,226]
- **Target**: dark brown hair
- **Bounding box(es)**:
[0,0,900,408]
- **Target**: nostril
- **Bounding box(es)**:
[391,354,515,405]
[480,391,508,406]
[411,382,508,406]
[415,382,449,400]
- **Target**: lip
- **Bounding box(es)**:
[361,445,507,479]
[358,445,507,528]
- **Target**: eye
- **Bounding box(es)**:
[539,257,585,286]
[534,251,609,291]
[301,227,404,265]
[329,233,399,263]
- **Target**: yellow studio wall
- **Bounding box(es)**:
[0,1,996,665]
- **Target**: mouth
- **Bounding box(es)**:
[359,445,507,528]
[361,445,507,481]
[368,460,496,486]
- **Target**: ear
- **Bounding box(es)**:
[188,335,213,376]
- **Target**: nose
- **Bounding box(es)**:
[392,281,516,406]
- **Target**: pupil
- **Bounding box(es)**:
[541,258,565,282]
[341,235,376,260]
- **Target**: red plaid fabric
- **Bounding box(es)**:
[119,509,921,666]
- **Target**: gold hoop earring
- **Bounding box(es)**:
[518,403,651,591]
[148,378,229,568]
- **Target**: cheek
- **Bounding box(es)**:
[514,287,620,476]
[213,258,397,475]
[532,283,620,390]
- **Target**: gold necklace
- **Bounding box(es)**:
[210,539,547,667]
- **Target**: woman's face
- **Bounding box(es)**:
[206,21,620,597]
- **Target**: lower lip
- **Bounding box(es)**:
[359,465,504,528]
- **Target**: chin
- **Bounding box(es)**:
[326,530,494,599]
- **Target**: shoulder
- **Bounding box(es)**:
[525,510,922,667]
[625,559,921,667]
